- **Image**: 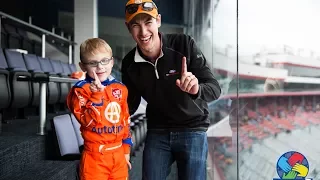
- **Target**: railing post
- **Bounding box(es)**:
[37,33,47,135]
[41,34,46,58]
[28,16,32,24]
[68,35,73,64]
[38,82,47,136]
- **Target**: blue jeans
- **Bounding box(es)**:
[142,130,208,180]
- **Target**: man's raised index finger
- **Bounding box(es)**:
[181,56,187,74]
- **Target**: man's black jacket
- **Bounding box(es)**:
[121,33,221,131]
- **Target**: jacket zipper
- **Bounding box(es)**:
[192,100,204,114]
[144,60,159,79]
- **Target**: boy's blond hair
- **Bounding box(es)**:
[80,38,113,61]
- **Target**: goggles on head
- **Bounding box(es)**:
[125,2,157,14]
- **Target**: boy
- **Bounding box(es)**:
[67,38,133,180]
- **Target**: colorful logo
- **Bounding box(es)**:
[273,151,313,180]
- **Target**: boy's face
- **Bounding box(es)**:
[79,51,114,82]
[127,14,161,54]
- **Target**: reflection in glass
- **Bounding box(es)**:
[186,0,320,179]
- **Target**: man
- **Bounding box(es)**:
[121,0,221,179]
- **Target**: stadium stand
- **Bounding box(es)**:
[208,92,320,180]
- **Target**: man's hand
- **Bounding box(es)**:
[176,57,199,95]
[125,154,132,170]
[90,71,105,92]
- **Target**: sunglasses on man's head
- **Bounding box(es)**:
[125,2,157,14]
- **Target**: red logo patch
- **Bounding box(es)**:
[112,88,122,99]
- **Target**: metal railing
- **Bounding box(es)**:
[0,11,76,64]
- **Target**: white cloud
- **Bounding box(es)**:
[210,0,320,55]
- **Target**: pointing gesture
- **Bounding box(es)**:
[176,57,199,95]
[90,71,105,92]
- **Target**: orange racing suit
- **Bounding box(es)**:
[67,75,133,180]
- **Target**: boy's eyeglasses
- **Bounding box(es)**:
[125,2,157,14]
[82,57,113,67]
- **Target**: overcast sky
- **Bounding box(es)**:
[210,0,320,56]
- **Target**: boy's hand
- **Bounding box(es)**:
[90,71,105,92]
[125,154,132,170]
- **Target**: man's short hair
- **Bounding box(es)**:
[80,38,112,62]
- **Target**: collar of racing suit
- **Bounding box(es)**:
[85,74,117,86]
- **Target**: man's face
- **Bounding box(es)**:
[79,51,114,82]
[128,14,161,54]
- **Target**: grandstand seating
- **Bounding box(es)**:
[23,53,47,106]
[0,50,11,110]
[49,58,71,105]
[37,56,61,107]
[3,49,32,109]
[209,94,320,180]
[0,47,72,118]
